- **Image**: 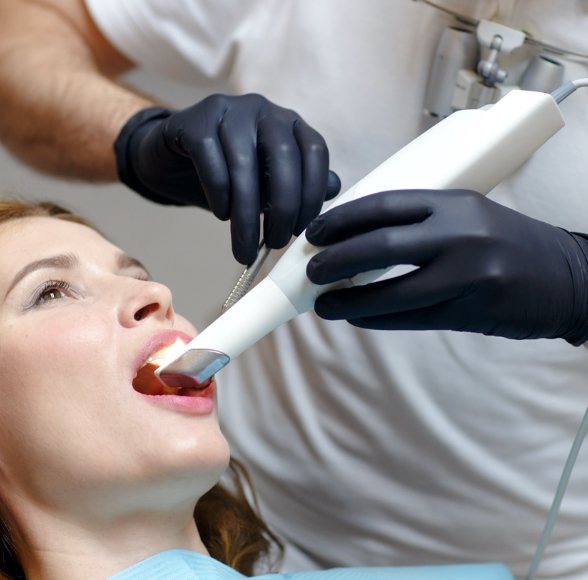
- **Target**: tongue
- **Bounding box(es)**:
[133,363,169,395]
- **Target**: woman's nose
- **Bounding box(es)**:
[119,279,175,327]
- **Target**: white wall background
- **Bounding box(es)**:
[0,71,242,329]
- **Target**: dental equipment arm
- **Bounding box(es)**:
[157,89,565,384]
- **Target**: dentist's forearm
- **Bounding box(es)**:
[0,0,154,180]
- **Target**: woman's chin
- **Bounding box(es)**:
[108,445,230,512]
[147,432,231,484]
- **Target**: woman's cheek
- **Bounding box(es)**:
[18,316,111,383]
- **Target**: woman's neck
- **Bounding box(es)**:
[10,483,210,580]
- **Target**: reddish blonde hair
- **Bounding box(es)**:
[0,199,282,578]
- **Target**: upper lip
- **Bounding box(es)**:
[132,329,195,378]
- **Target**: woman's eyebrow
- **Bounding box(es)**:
[5,253,79,299]
[117,253,151,278]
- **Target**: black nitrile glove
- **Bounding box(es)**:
[115,94,341,264]
[306,189,588,345]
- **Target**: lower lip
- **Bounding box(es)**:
[134,382,216,415]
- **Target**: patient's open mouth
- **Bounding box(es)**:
[132,339,213,397]
[133,362,212,396]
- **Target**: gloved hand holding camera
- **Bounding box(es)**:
[306,189,588,345]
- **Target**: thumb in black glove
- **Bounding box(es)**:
[114,94,341,264]
[305,189,588,345]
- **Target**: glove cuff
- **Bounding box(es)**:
[114,107,178,205]
[564,231,588,346]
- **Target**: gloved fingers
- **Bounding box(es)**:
[306,189,435,246]
[228,172,261,264]
[165,107,232,218]
[313,263,462,321]
[257,115,303,249]
[218,116,261,265]
[187,135,231,218]
[229,210,261,265]
[307,225,443,285]
[291,119,331,234]
[345,294,498,334]
[346,304,464,332]
[326,170,342,200]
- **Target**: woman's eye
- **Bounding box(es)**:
[39,287,66,302]
[33,280,73,307]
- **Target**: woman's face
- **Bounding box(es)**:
[0,217,229,512]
